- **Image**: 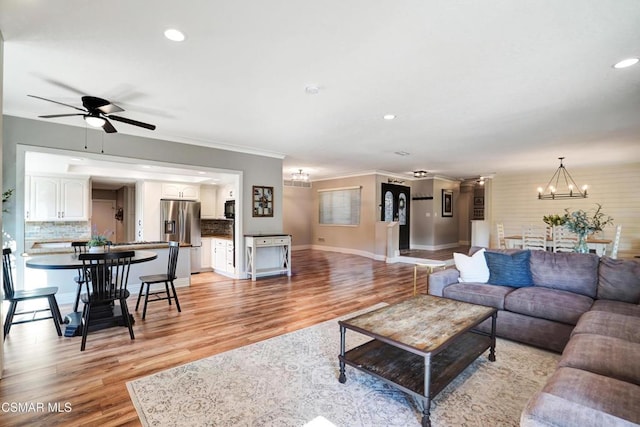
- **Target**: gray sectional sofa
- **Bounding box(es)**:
[428,249,640,426]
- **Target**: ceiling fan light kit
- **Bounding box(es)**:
[28,94,156,134]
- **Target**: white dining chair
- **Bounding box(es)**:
[496,223,506,249]
[609,225,622,259]
[552,225,577,253]
[522,225,548,251]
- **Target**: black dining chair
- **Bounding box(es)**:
[136,241,181,320]
[71,241,89,312]
[3,247,63,338]
[78,250,135,351]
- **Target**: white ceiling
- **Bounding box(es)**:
[2,0,640,182]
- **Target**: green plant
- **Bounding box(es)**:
[2,189,15,213]
[542,214,567,226]
[88,227,112,247]
[564,204,613,236]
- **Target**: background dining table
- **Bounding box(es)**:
[503,236,611,256]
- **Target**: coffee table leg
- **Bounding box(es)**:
[422,355,431,427]
[489,312,497,362]
[338,324,347,383]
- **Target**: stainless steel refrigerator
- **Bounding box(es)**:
[160,199,202,273]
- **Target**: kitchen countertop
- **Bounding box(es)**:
[26,240,191,255]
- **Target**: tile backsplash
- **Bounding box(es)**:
[25,221,91,241]
[201,219,233,236]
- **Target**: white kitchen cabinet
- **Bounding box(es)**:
[26,175,89,221]
[200,185,218,218]
[135,181,162,241]
[212,238,234,276]
[161,182,200,200]
[201,237,212,270]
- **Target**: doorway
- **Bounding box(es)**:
[92,199,117,242]
[381,183,410,250]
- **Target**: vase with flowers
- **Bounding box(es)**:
[563,204,613,253]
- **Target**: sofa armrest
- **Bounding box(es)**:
[428,268,460,296]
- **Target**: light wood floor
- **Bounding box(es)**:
[1,249,449,426]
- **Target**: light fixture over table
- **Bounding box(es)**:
[291,169,309,181]
[537,157,587,200]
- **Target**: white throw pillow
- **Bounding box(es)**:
[453,248,489,283]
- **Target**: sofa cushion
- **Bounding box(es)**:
[559,334,640,386]
[597,257,640,303]
[504,287,593,325]
[442,283,514,310]
[572,311,640,343]
[454,248,489,283]
[521,367,640,426]
[529,250,599,298]
[484,250,533,287]
[590,299,640,317]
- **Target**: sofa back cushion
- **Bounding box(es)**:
[529,251,599,298]
[597,256,640,303]
[484,250,533,287]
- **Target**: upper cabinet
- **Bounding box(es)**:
[161,183,200,200]
[26,175,89,221]
[200,184,218,218]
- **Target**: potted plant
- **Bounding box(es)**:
[542,214,567,227]
[88,228,112,252]
[563,204,613,253]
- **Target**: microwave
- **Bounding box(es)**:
[224,200,235,219]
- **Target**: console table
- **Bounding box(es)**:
[245,234,291,281]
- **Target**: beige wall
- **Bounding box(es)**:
[491,163,640,257]
[282,185,313,248]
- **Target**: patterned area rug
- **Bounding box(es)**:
[127,305,560,426]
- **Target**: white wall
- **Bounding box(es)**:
[491,163,640,257]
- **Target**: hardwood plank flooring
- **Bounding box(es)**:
[0,249,449,426]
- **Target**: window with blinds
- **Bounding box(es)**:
[318,186,361,225]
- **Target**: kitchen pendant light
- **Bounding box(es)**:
[537,157,588,200]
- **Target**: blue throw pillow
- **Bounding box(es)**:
[483,250,533,287]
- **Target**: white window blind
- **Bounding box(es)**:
[318,186,361,225]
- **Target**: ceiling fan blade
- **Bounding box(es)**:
[102,118,118,134]
[82,96,124,114]
[39,113,85,119]
[28,94,87,112]
[108,115,156,130]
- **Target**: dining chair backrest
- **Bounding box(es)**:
[2,247,16,298]
[166,241,180,279]
[522,225,547,251]
[552,225,577,253]
[496,223,506,249]
[610,225,622,259]
[79,251,134,302]
[72,241,89,254]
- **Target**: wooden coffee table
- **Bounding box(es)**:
[338,295,497,427]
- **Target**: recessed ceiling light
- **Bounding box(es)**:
[613,57,639,69]
[164,28,186,42]
[198,171,206,175]
[141,165,152,169]
[305,85,320,95]
[383,114,396,120]
[394,151,410,156]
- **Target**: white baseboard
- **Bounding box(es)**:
[410,242,461,251]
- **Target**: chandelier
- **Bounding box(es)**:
[291,169,309,181]
[537,157,587,200]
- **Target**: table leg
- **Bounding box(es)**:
[338,324,347,383]
[422,354,432,427]
[489,312,497,362]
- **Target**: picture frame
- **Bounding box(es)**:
[252,185,274,217]
[442,189,453,217]
[474,197,484,206]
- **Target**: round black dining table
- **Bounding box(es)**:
[26,250,158,269]
[25,250,158,337]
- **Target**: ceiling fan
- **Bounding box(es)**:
[28,94,156,134]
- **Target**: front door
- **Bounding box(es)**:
[381,183,410,250]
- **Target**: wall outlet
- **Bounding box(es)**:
[425,212,430,217]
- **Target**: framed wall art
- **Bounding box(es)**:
[442,189,453,217]
[252,185,274,217]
